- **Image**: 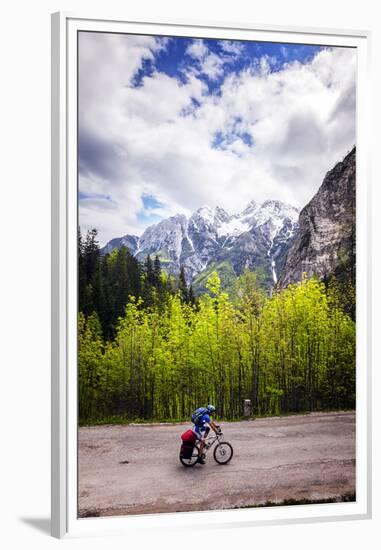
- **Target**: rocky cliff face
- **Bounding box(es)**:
[277,147,356,288]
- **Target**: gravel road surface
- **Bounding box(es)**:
[78,411,355,517]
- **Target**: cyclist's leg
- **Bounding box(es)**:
[198,427,210,462]
[193,427,206,463]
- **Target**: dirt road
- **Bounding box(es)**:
[78,411,355,517]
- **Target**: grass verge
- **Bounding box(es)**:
[232,493,356,509]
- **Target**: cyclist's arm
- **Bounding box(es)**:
[202,424,211,439]
[210,420,221,433]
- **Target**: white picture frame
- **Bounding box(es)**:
[51,11,372,539]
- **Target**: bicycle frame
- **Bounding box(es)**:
[197,432,224,453]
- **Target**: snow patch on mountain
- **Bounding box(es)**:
[217,217,251,238]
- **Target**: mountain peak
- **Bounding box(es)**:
[197,204,214,213]
[215,205,229,216]
[260,199,296,211]
[261,199,283,208]
[240,200,258,215]
[169,213,187,224]
[192,204,230,226]
[259,200,299,220]
[192,205,216,226]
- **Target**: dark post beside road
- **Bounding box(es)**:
[243,399,252,419]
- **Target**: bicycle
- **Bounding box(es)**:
[179,430,233,467]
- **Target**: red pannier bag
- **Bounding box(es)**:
[181,429,197,443]
[180,429,197,459]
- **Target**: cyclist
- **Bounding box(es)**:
[192,404,220,464]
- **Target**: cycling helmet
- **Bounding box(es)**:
[206,404,216,413]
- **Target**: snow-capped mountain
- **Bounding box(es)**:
[101,200,299,289]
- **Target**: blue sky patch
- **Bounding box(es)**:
[137,194,165,225]
[240,132,254,146]
[79,191,113,202]
[142,194,164,210]
[212,125,254,151]
[131,58,155,87]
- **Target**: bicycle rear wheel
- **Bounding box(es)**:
[180,444,200,467]
[213,442,233,464]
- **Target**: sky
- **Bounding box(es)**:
[78,32,356,246]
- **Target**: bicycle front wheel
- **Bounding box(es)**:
[213,442,233,465]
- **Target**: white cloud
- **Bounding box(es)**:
[218,40,245,56]
[185,39,228,82]
[121,72,206,124]
[185,39,247,82]
[185,39,208,60]
[78,34,356,246]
